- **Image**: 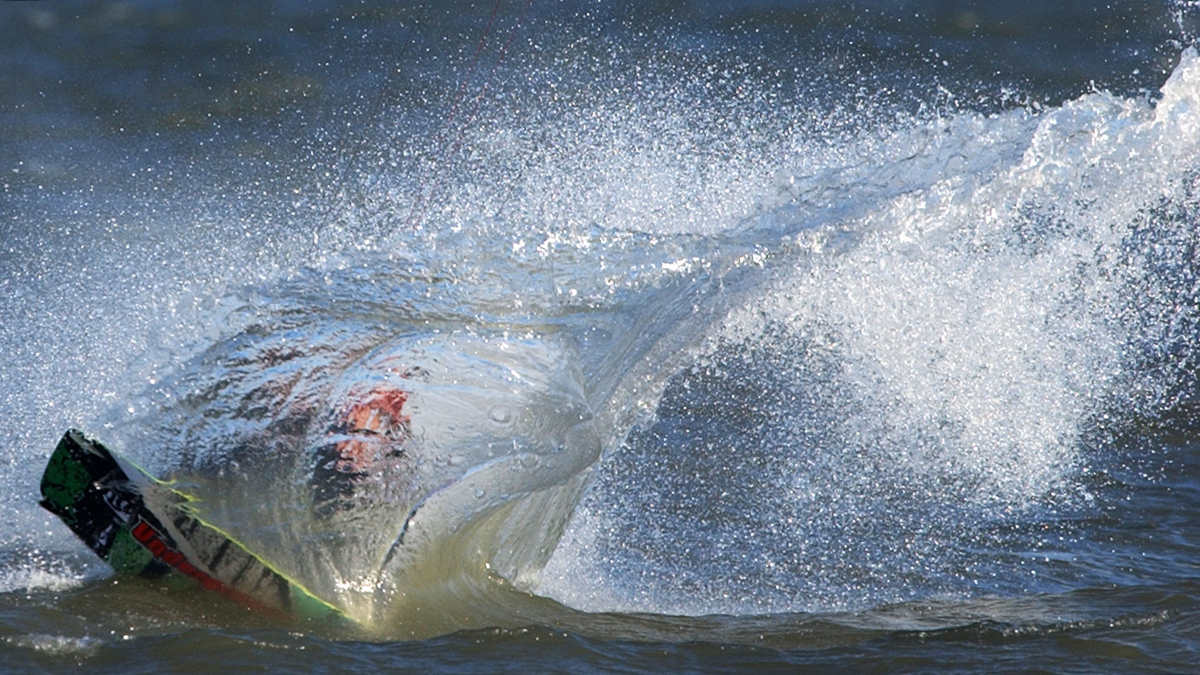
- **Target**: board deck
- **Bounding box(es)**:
[39,429,344,622]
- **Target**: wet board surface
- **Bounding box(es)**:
[38,429,343,622]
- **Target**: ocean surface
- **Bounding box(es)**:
[4,0,1200,672]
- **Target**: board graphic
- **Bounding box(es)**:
[39,429,343,622]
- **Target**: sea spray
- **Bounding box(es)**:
[4,7,1200,643]
[541,49,1200,617]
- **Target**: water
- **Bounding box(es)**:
[4,0,1200,671]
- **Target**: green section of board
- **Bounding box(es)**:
[39,439,93,523]
[39,429,346,623]
[106,527,156,575]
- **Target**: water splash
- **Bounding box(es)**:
[541,49,1200,617]
[4,4,1200,639]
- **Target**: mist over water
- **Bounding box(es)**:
[4,0,1200,668]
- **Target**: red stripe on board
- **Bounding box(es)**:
[130,517,287,618]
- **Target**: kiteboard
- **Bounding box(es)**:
[38,429,343,622]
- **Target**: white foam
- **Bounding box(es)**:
[0,560,90,594]
[4,633,102,657]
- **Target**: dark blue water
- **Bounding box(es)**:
[4,1,1200,672]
